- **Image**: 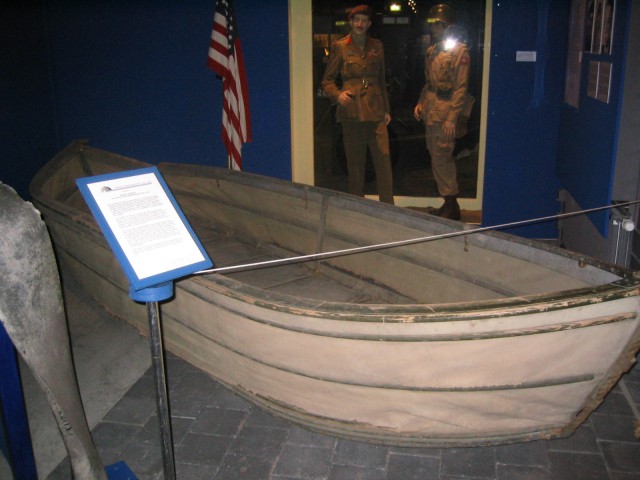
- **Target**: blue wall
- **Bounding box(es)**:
[1,0,588,241]
[482,0,569,238]
[557,0,631,234]
[48,0,292,180]
[0,3,58,200]
[0,0,291,201]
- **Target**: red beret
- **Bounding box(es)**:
[348,5,373,19]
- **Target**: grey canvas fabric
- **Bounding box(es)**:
[0,182,107,480]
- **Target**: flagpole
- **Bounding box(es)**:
[209,0,251,172]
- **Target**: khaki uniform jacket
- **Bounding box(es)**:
[417,40,471,126]
[321,34,390,123]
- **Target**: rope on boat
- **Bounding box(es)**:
[195,199,640,275]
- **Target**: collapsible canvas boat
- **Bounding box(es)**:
[30,141,640,447]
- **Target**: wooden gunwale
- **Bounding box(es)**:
[189,272,640,320]
[35,186,640,323]
[39,202,640,326]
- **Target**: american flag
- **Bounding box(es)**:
[208,0,251,170]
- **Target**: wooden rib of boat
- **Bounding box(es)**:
[30,141,640,447]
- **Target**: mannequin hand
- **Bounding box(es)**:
[442,120,456,141]
[384,113,391,126]
[338,91,354,106]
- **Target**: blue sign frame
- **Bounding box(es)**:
[76,167,213,292]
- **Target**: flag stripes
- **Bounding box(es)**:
[208,0,251,170]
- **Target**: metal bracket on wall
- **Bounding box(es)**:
[609,203,638,268]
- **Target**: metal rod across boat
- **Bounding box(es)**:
[196,200,640,275]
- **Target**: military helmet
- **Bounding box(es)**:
[426,4,455,25]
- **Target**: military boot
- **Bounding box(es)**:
[427,196,461,220]
[426,202,446,216]
[440,195,461,220]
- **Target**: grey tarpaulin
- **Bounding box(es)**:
[0,182,107,480]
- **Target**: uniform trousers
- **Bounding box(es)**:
[425,122,459,197]
[341,120,394,204]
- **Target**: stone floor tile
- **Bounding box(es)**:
[286,426,337,449]
[440,476,493,480]
[591,413,639,442]
[327,464,386,480]
[165,352,198,380]
[242,406,291,430]
[120,371,156,399]
[46,457,71,480]
[548,451,608,480]
[175,369,221,391]
[91,421,142,451]
[137,414,193,447]
[623,380,640,405]
[599,441,640,473]
[494,440,550,468]
[174,432,233,466]
[609,472,640,480]
[496,463,552,480]
[176,461,219,480]
[595,391,635,416]
[206,384,253,411]
[168,371,217,417]
[386,452,440,480]
[441,447,496,478]
[546,424,599,453]
[170,415,196,445]
[121,442,162,480]
[272,444,333,479]
[388,445,441,457]
[214,453,274,480]
[99,447,134,472]
[227,425,288,458]
[331,439,388,469]
[496,464,552,480]
[103,394,157,425]
[624,362,640,382]
[188,406,248,437]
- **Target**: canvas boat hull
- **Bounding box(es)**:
[30,142,640,447]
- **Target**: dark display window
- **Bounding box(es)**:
[312,1,486,200]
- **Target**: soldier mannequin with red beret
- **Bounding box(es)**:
[322,5,394,204]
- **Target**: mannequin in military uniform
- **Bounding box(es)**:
[322,5,394,205]
[414,4,472,220]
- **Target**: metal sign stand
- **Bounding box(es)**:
[75,167,213,480]
[130,282,176,480]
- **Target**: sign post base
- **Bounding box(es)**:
[131,282,175,480]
